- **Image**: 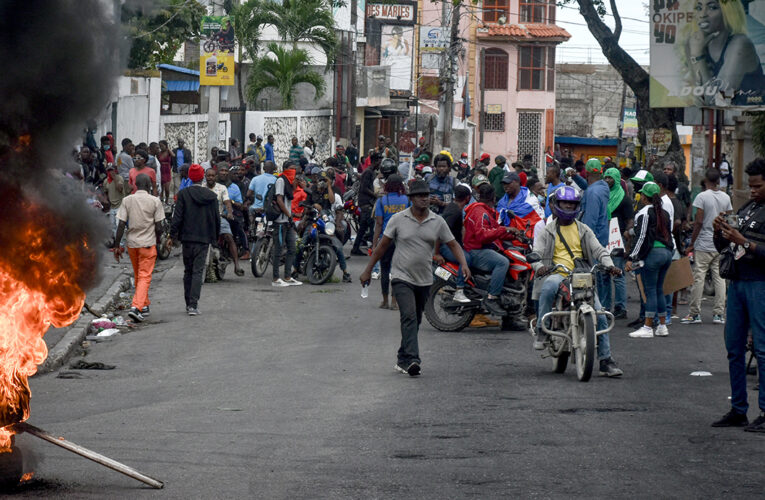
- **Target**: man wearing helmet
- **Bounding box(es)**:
[455,152,470,181]
[530,185,624,377]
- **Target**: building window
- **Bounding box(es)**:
[483,49,508,90]
[518,112,542,167]
[482,0,509,23]
[547,47,555,91]
[483,111,505,132]
[518,46,551,90]
[519,0,547,23]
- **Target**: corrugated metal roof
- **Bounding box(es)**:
[164,80,200,92]
[157,63,200,76]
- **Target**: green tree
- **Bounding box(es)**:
[246,43,326,110]
[566,0,685,171]
[122,0,206,70]
[262,0,337,67]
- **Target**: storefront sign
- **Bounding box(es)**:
[366,3,415,22]
[199,16,234,86]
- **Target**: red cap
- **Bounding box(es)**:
[480,153,490,161]
[461,152,468,158]
[188,163,205,182]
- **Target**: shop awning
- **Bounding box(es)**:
[164,80,200,92]
[555,136,618,146]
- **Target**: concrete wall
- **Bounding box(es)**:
[244,110,333,168]
[555,64,637,139]
[100,76,162,146]
[159,113,231,163]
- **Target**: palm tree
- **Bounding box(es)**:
[246,42,326,110]
[227,0,269,110]
[262,0,337,67]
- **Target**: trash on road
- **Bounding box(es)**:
[69,360,115,370]
[690,371,713,376]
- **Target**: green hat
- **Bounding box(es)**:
[585,158,603,174]
[416,154,430,163]
[630,170,654,183]
[639,181,660,198]
[471,174,489,187]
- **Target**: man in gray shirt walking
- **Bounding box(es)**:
[361,180,470,376]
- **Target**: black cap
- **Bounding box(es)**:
[407,180,430,196]
[501,172,520,184]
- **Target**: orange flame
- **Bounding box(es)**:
[0,219,89,451]
[19,471,34,483]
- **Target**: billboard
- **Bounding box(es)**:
[199,16,234,86]
[381,25,414,91]
[649,0,765,108]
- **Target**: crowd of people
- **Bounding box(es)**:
[69,130,765,433]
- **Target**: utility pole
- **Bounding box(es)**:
[206,2,222,162]
[437,0,449,142]
[442,0,460,148]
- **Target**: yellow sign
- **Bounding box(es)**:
[486,104,502,114]
[200,16,234,86]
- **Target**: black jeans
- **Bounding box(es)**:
[352,205,374,252]
[182,242,208,308]
[392,279,430,365]
[273,222,296,280]
[380,243,396,296]
[230,216,248,251]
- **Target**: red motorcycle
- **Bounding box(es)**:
[424,237,535,332]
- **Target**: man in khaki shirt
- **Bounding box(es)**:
[114,174,164,322]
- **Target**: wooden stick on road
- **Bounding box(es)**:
[13,422,164,489]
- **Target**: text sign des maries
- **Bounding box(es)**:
[366,3,414,22]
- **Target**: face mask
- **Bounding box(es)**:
[103,145,110,151]
[537,195,545,205]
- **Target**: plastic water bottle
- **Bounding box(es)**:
[361,282,369,298]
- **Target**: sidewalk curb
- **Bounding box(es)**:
[39,272,133,374]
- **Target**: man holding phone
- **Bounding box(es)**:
[682,169,732,325]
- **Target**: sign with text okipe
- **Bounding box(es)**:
[200,16,234,86]
[649,0,765,108]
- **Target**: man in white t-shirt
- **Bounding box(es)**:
[205,168,244,276]
[682,168,733,324]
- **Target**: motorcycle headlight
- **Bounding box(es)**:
[325,221,335,236]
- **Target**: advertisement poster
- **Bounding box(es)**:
[199,16,234,86]
[646,128,673,155]
[622,107,638,137]
[650,0,765,108]
[381,25,414,91]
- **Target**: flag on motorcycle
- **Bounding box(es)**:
[496,186,542,246]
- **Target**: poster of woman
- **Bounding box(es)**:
[381,25,413,91]
[650,0,765,108]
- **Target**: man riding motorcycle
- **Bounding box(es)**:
[462,183,521,317]
[531,186,623,377]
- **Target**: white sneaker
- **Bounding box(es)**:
[371,271,380,280]
[272,279,289,287]
[655,324,669,337]
[713,314,725,324]
[283,277,303,286]
[629,325,654,338]
[452,289,470,303]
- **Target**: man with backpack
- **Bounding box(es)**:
[267,162,302,287]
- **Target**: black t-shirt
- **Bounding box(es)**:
[612,194,635,235]
[308,187,332,210]
[670,196,686,225]
[358,168,377,207]
[441,202,464,245]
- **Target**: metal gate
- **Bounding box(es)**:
[517,111,542,167]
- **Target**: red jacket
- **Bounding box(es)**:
[463,202,514,252]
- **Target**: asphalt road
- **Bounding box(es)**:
[11,253,764,498]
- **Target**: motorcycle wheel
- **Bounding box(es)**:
[157,233,171,260]
[203,40,216,52]
[424,280,476,332]
[306,245,337,284]
[251,238,272,277]
[574,313,596,382]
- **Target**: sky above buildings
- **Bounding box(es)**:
[556,2,650,65]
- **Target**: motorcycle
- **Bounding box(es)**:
[342,198,360,246]
[425,237,535,332]
[250,212,274,277]
[295,208,338,285]
[528,254,616,382]
[157,204,174,260]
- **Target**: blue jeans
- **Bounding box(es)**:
[440,243,471,288]
[599,255,626,312]
[641,247,672,320]
[467,249,508,296]
[537,273,612,361]
[725,280,765,413]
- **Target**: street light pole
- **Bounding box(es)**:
[206,2,222,162]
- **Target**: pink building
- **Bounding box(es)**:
[417,0,569,172]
